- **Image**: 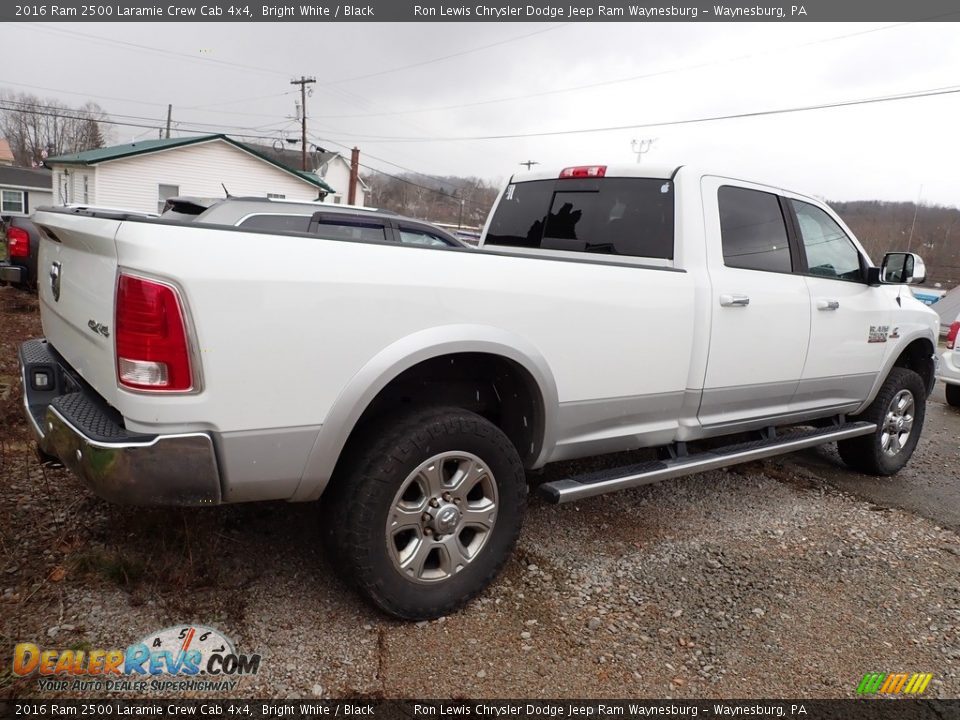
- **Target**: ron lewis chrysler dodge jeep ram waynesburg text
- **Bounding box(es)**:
[19,165,938,619]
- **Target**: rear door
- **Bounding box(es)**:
[699,177,811,427]
[32,209,123,406]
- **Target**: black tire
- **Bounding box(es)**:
[837,367,926,476]
[946,384,960,408]
[325,406,526,620]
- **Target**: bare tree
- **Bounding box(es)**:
[0,92,110,166]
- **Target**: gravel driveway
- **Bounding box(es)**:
[2,284,959,700]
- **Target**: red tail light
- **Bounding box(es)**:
[7,227,29,258]
[115,274,194,391]
[947,321,960,350]
[559,165,607,179]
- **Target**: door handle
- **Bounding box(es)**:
[817,299,840,311]
[719,294,750,307]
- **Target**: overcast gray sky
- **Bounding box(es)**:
[4,21,960,206]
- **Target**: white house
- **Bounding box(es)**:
[0,166,53,217]
[46,134,335,214]
[242,143,367,207]
[315,150,368,206]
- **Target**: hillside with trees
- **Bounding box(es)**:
[831,201,960,289]
[362,172,500,229]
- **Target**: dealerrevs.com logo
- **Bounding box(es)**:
[13,625,261,693]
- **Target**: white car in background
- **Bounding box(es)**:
[941,312,960,407]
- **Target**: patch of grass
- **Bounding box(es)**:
[72,548,146,588]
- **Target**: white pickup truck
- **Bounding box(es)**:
[19,164,938,620]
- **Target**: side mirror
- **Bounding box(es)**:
[876,252,927,285]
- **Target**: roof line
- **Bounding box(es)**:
[47,134,336,194]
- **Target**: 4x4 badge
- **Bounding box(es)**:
[87,320,110,338]
[49,261,61,302]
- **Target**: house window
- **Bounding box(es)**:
[1,189,25,214]
[83,176,89,204]
[266,193,285,199]
[332,196,342,204]
[158,184,180,213]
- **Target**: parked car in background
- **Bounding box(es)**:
[163,196,465,248]
[940,312,960,407]
[0,216,41,289]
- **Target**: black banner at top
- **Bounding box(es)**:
[3,0,960,22]
[1,699,959,719]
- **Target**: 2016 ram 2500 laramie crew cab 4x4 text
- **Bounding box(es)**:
[19,165,938,619]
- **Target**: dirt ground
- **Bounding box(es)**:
[2,284,959,700]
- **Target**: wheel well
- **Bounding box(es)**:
[341,352,545,468]
[893,338,936,396]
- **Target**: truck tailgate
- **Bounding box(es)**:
[32,210,124,408]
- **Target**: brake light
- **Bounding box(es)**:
[7,227,29,258]
[115,274,193,391]
[559,165,607,179]
[947,321,960,350]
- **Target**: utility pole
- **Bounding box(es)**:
[907,184,923,252]
[165,104,172,139]
[290,76,316,171]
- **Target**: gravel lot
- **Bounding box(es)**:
[2,283,959,700]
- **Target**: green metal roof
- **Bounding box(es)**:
[46,134,335,193]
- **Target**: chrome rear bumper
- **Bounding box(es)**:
[19,339,221,506]
[0,264,23,283]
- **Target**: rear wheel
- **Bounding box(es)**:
[325,406,526,620]
[838,367,926,476]
[946,383,960,408]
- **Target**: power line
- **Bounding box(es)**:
[318,24,569,86]
[314,83,960,143]
[312,22,920,120]
[310,134,456,187]
[0,97,293,136]
[20,23,293,78]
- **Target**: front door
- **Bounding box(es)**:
[786,197,890,411]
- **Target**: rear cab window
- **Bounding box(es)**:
[485,175,674,261]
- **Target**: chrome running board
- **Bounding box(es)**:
[539,422,876,504]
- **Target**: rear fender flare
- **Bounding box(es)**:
[291,324,559,501]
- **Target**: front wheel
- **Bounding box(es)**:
[946,383,960,408]
[838,367,926,476]
[327,407,527,620]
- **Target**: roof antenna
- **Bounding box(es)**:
[221,183,231,198]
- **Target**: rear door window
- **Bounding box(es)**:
[313,218,387,243]
[718,186,792,273]
[397,227,455,247]
[486,177,674,260]
[238,214,312,233]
